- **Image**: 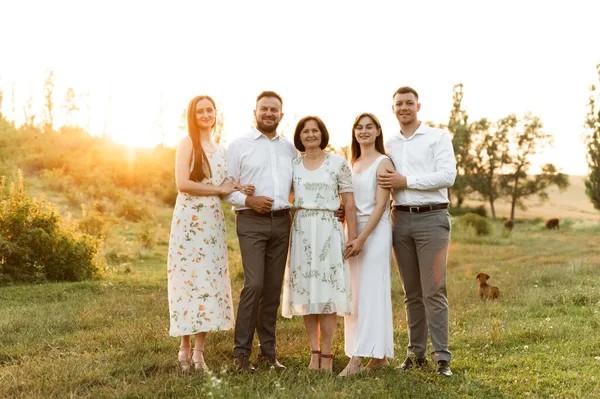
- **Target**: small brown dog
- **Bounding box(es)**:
[476,273,500,300]
[545,218,559,230]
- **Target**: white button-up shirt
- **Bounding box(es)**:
[386,123,456,206]
[225,129,298,211]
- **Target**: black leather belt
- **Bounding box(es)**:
[394,203,448,213]
[236,209,290,218]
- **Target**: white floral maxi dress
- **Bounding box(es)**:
[282,153,354,317]
[167,144,234,336]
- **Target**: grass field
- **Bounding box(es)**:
[465,175,600,221]
[1,178,600,398]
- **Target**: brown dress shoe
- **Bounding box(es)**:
[234,354,256,373]
[257,354,286,370]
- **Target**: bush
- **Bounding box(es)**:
[116,196,152,222]
[78,203,112,238]
[458,212,492,236]
[449,205,488,218]
[136,222,157,249]
[0,171,101,283]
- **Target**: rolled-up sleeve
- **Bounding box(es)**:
[406,132,456,190]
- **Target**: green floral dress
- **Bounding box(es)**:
[282,153,354,317]
[167,144,234,336]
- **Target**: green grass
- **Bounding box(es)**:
[2,205,600,398]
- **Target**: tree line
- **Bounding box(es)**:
[1,66,599,219]
[443,66,600,220]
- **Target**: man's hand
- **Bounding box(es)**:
[334,205,345,223]
[245,196,274,213]
[377,168,407,190]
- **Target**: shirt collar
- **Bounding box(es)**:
[398,122,427,140]
[252,128,281,141]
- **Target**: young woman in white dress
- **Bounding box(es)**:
[339,113,395,377]
[167,95,249,372]
[281,116,359,372]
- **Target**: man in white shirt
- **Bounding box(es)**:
[377,86,456,377]
[226,91,297,372]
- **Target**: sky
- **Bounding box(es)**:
[1,0,599,175]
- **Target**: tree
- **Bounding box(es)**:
[42,69,55,133]
[468,116,512,220]
[103,92,112,138]
[214,106,225,144]
[63,87,79,126]
[22,94,36,127]
[501,113,569,221]
[447,83,472,207]
[584,62,600,210]
[11,81,16,121]
[0,76,3,116]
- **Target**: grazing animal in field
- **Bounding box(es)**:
[504,220,514,231]
[545,218,560,230]
[476,273,500,300]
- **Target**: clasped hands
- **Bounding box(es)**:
[219,179,255,196]
[344,236,364,259]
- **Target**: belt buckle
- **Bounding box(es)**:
[409,206,419,213]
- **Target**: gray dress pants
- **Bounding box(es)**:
[391,208,452,362]
[233,212,290,357]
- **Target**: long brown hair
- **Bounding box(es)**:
[187,95,216,182]
[350,113,386,162]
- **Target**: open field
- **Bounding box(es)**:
[2,190,600,397]
[465,175,600,221]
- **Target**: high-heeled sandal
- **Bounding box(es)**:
[320,353,334,372]
[178,346,191,372]
[192,348,209,372]
[308,350,321,371]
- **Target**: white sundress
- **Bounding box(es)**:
[344,154,394,359]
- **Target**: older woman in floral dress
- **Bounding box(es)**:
[282,115,359,372]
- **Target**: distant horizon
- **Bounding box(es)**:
[1,0,598,175]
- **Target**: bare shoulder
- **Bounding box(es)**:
[178,136,193,150]
[377,157,394,173]
[378,157,394,170]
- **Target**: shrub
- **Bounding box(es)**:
[78,203,112,238]
[0,171,101,283]
[449,205,488,218]
[458,212,492,236]
[136,222,157,249]
[116,196,151,222]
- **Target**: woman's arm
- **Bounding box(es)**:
[175,137,237,196]
[346,158,393,254]
[341,191,358,245]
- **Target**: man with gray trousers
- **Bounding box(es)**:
[377,86,456,376]
[226,91,296,372]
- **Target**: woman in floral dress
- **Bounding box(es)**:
[167,95,242,372]
[282,116,359,372]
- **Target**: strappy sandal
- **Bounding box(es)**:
[320,353,334,372]
[308,349,321,371]
[192,348,209,372]
[178,346,191,372]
